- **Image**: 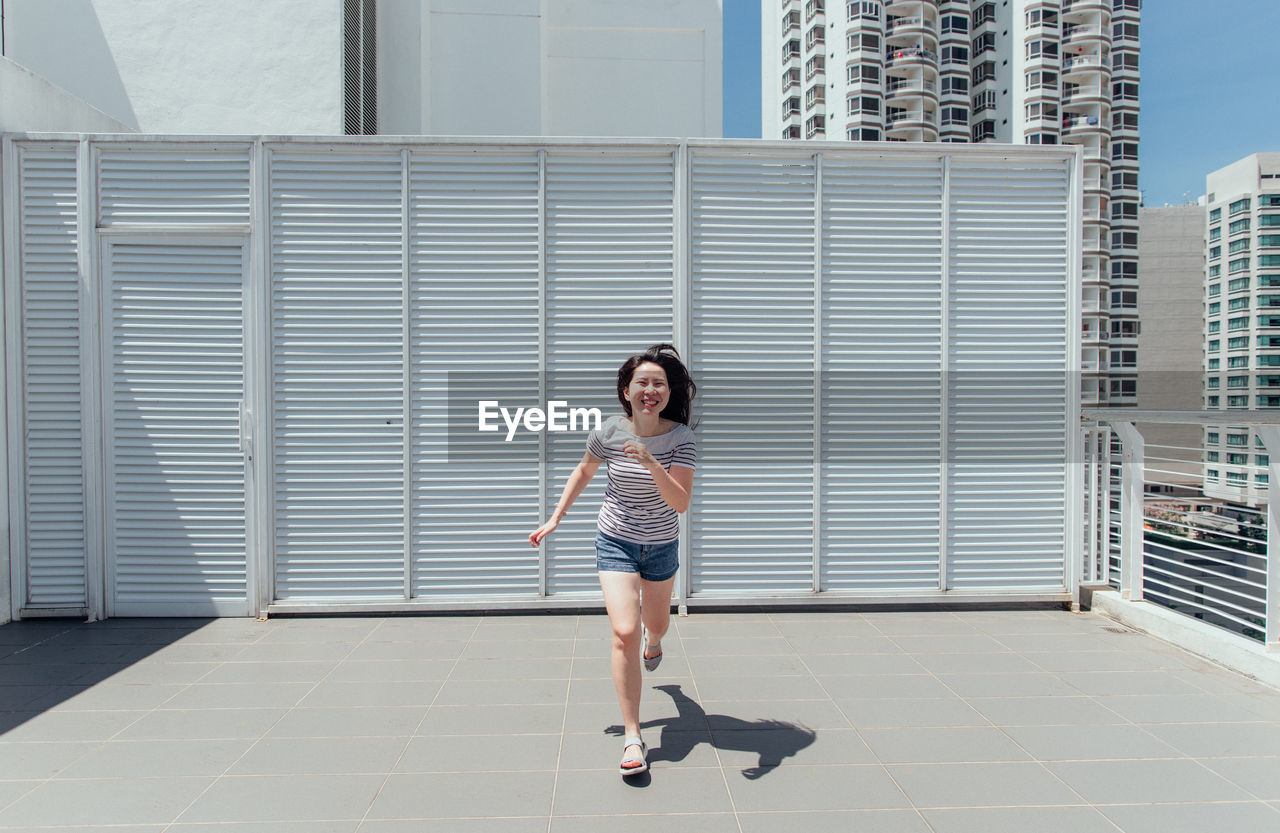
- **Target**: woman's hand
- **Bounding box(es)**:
[622,438,661,472]
[529,519,558,547]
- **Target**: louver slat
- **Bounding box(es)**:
[544,152,677,596]
[690,153,816,595]
[409,152,542,597]
[98,150,251,226]
[19,146,87,608]
[106,242,248,614]
[820,156,944,591]
[271,152,405,600]
[947,159,1070,589]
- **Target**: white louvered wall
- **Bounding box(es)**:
[820,155,944,591]
[409,151,543,597]
[104,241,248,615]
[689,152,817,595]
[17,145,87,609]
[543,151,677,596]
[946,158,1071,590]
[270,152,407,600]
[6,138,1078,617]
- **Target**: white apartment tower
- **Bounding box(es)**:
[763,0,1141,405]
[1203,154,1280,504]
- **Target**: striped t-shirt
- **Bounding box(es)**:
[586,415,696,544]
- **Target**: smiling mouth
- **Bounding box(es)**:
[640,397,660,409]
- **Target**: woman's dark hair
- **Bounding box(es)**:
[616,343,697,426]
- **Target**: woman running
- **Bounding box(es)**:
[529,344,697,777]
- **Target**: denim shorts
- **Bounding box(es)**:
[595,531,680,582]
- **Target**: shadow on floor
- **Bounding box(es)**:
[607,683,817,780]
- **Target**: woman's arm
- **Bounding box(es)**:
[529,451,602,546]
[623,440,695,514]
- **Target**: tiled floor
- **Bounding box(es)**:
[1,608,1279,832]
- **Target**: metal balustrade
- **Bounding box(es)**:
[1084,409,1280,648]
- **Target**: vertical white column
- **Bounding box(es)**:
[674,142,691,616]
[401,147,413,602]
[938,154,951,591]
[1111,421,1145,602]
[79,139,106,622]
[1,138,20,623]
[1255,425,1280,647]
[811,151,823,594]
[537,148,548,599]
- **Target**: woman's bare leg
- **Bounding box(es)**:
[640,575,677,661]
[598,570,644,741]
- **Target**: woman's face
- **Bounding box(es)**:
[626,361,670,418]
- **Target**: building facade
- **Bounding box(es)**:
[2,0,721,138]
[762,0,1141,406]
[1203,154,1280,504]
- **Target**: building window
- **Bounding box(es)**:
[1112,231,1138,250]
[1210,283,1222,297]
[1112,81,1139,101]
[783,96,801,118]
[806,114,826,138]
[1230,198,1252,216]
[783,125,802,139]
[1208,302,1220,315]
[1230,336,1249,349]
[847,1,880,21]
[1027,8,1058,28]
[972,2,996,25]
[1206,468,1220,482]
[1209,339,1220,351]
[1210,207,1222,223]
[1230,218,1251,235]
[1209,246,1221,261]
[1229,277,1249,292]
[1026,40,1059,59]
[805,84,826,110]
[1228,397,1250,409]
[1112,52,1139,71]
[1026,70,1058,91]
[941,14,968,34]
[784,39,801,60]
[343,0,378,135]
[1229,316,1249,331]
[1113,260,1137,280]
[1263,255,1280,267]
[942,44,970,65]
[1111,142,1139,161]
[973,61,997,84]
[941,107,968,126]
[849,127,881,140]
[806,25,825,49]
[1263,215,1280,227]
[1113,21,1139,41]
[1207,432,1220,444]
[1263,276,1280,287]
[783,67,802,91]
[971,120,996,141]
[1228,433,1249,447]
[1228,375,1249,388]
[941,75,969,95]
[1025,102,1058,121]
[1230,257,1251,273]
[1230,296,1252,311]
[1207,377,1221,389]
[805,55,825,79]
[1209,358,1220,370]
[1262,195,1280,207]
[1229,238,1251,255]
[1112,201,1138,220]
[1259,375,1280,388]
[1113,111,1139,131]
[1261,235,1280,248]
[805,0,825,20]
[1209,321,1221,334]
[849,32,881,51]
[1209,226,1222,242]
[848,64,880,84]
[848,95,880,115]
[784,9,802,34]
[972,90,998,113]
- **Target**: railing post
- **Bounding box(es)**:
[1255,425,1280,649]
[1111,422,1144,601]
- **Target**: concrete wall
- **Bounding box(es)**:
[1137,205,1206,487]
[5,0,345,133]
[379,0,721,137]
[0,57,134,133]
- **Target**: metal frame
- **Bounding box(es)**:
[3,133,1084,618]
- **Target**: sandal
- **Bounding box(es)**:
[642,626,663,672]
[619,737,648,776]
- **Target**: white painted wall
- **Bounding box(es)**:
[0,57,134,133]
[5,0,345,133]
[378,0,721,137]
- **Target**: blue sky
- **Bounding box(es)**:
[722,0,1280,206]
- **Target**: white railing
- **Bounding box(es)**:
[1084,410,1280,648]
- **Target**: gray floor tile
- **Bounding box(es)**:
[566,676,632,704]
[462,639,575,660]
[266,706,428,738]
[116,707,286,740]
[229,736,408,774]
[935,672,1078,698]
[419,704,566,736]
[257,624,378,644]
[231,641,359,663]
[172,823,358,833]
[100,662,220,685]
[0,686,48,710]
[473,616,580,639]
[754,636,897,655]
[134,642,248,663]
[301,680,444,707]
[0,776,213,826]
[162,682,314,710]
[1145,721,1280,757]
[671,619,783,639]
[0,741,96,779]
[685,653,813,677]
[692,674,831,701]
[1023,650,1167,673]
[2,663,116,685]
[807,653,927,676]
[837,698,989,729]
[57,738,253,777]
[1097,694,1269,724]
[711,726,875,769]
[725,764,912,812]
[866,614,980,637]
[770,617,882,637]
[551,767,733,816]
[1064,670,1204,696]
[700,698,853,732]
[0,708,146,741]
[571,653,693,679]
[888,762,1084,809]
[329,659,456,683]
[452,657,573,681]
[0,827,166,833]
[890,635,1011,654]
[861,727,1033,764]
[367,618,480,642]
[1099,802,1280,833]
[39,683,186,711]
[363,820,545,833]
[968,696,1127,727]
[553,813,740,833]
[819,674,961,700]
[369,771,556,819]
[346,640,468,661]
[0,780,39,811]
[1047,759,1255,804]
[200,661,338,685]
[994,633,1127,653]
[395,733,561,773]
[736,809,931,833]
[1001,724,1183,761]
[922,806,1120,833]
[911,652,1044,674]
[179,774,385,822]
[433,678,569,706]
[1201,756,1280,801]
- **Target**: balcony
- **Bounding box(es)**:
[1062,23,1108,48]
[1061,53,1109,78]
[885,14,937,37]
[1061,0,1111,16]
[885,76,939,104]
[1062,113,1105,136]
[1062,84,1108,106]
[885,46,937,67]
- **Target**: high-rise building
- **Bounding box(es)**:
[1203,154,1280,504]
[762,0,1141,406]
